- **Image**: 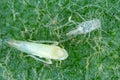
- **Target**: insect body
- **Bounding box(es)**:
[7,40,68,64]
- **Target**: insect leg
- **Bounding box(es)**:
[25,55,52,64]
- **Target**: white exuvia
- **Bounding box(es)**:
[7,40,68,64]
[66,19,101,36]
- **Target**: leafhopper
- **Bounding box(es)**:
[7,40,68,64]
[66,19,101,36]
